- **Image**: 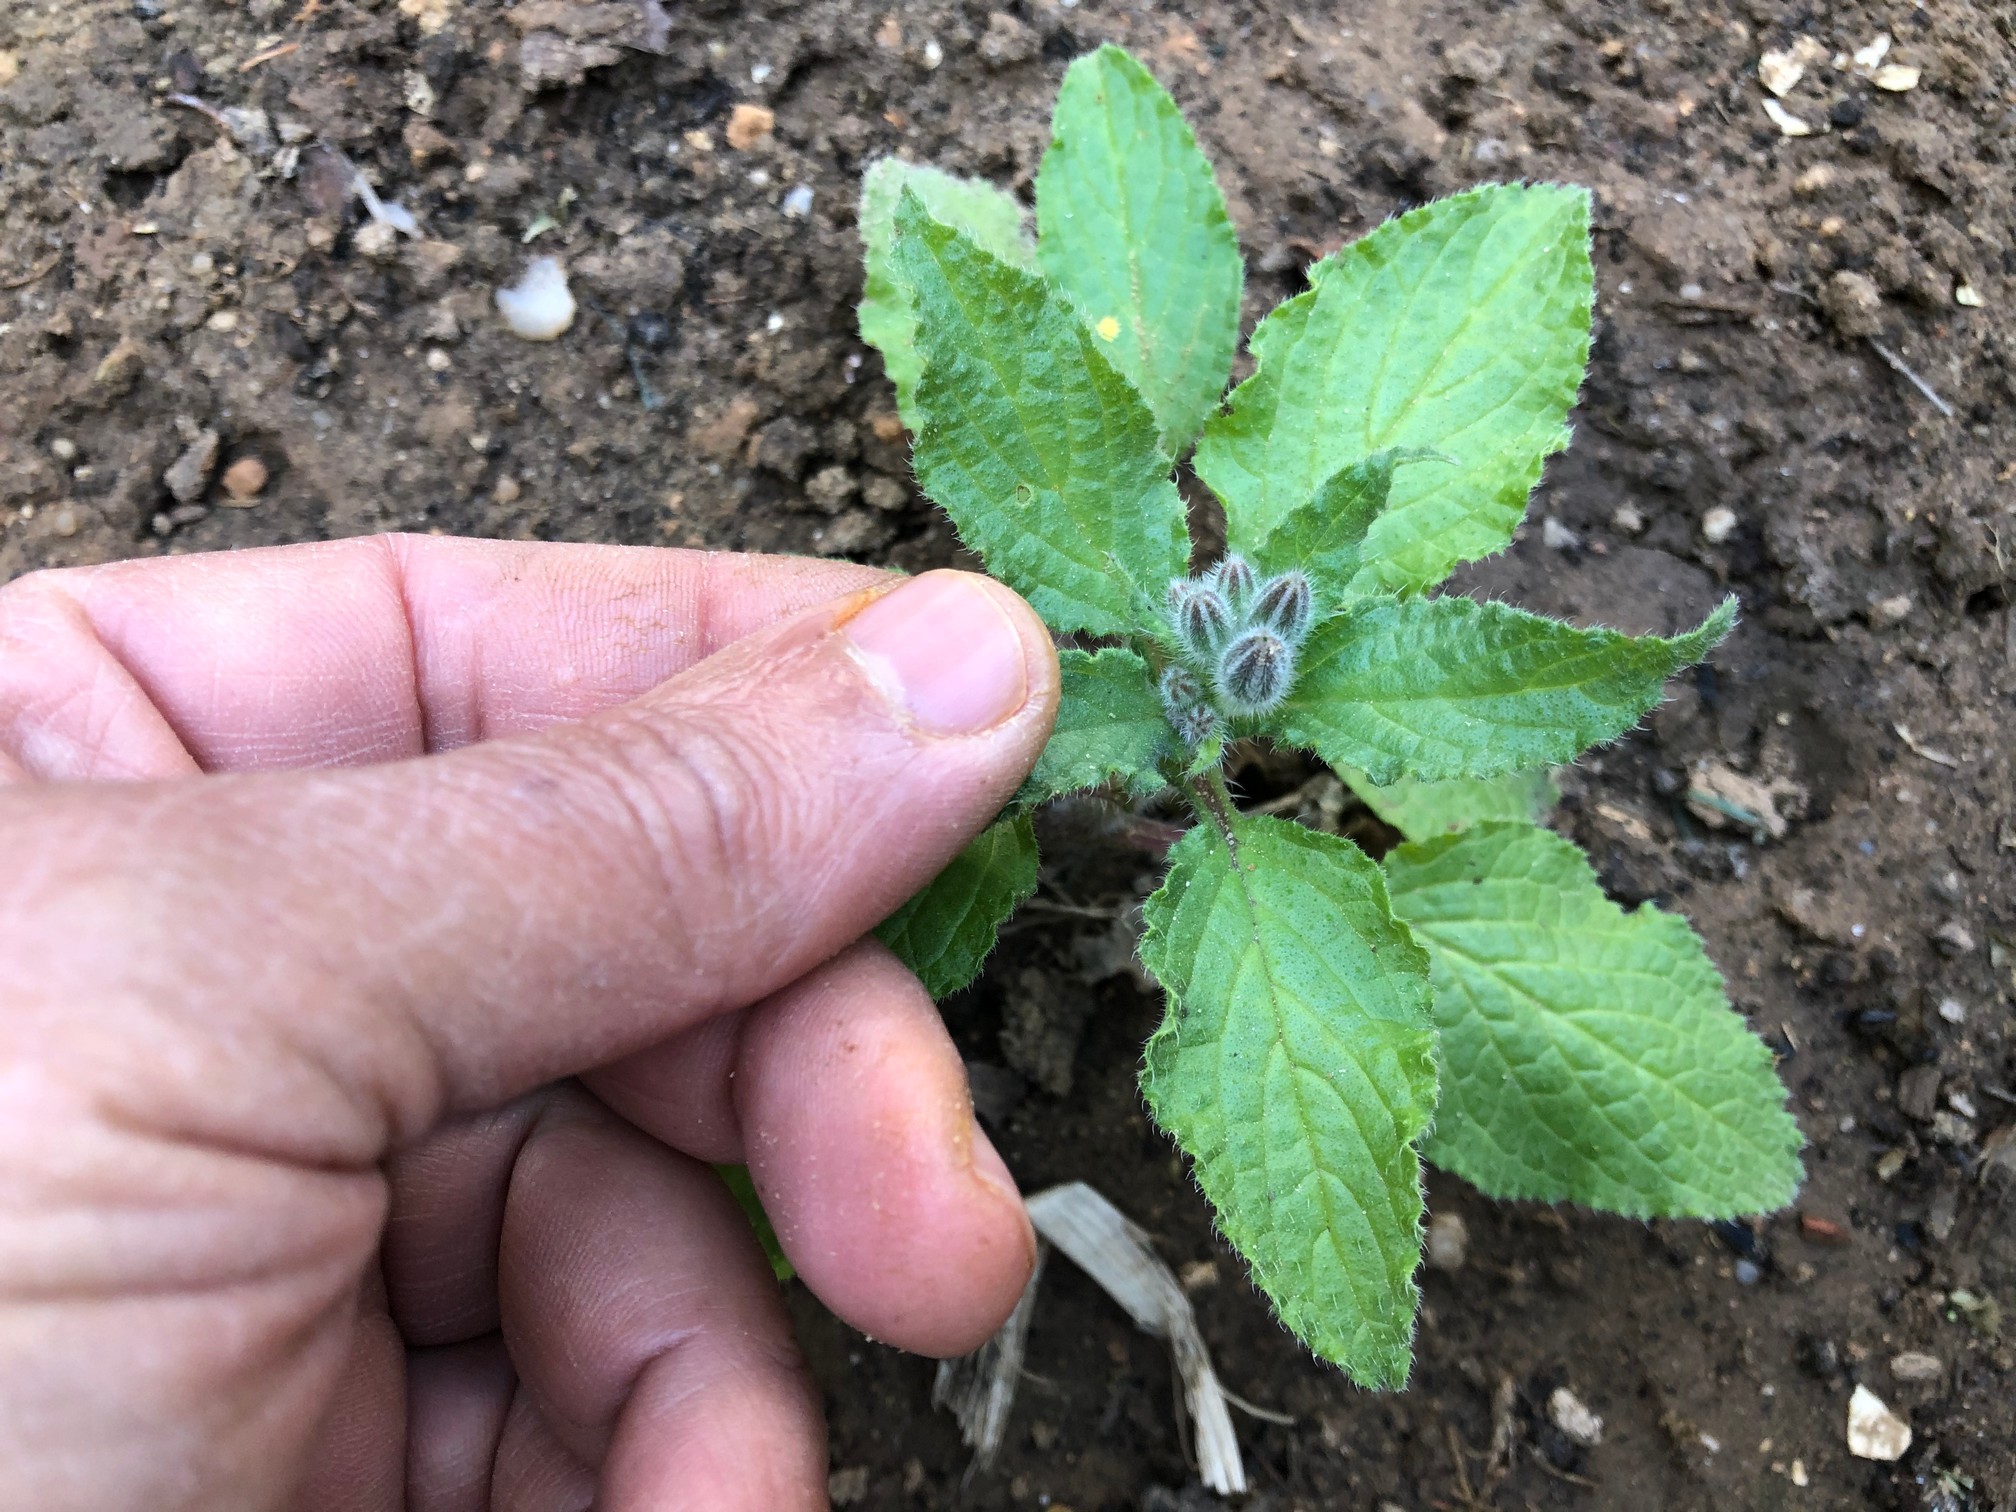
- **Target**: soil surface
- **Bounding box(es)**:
[4,0,2014,1507]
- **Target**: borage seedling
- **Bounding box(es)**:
[858,44,1802,1387]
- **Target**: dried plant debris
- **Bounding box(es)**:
[936,1183,1249,1495]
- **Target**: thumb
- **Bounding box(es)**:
[0,570,1057,1155]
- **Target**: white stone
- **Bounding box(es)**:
[1846,1383,1911,1461]
[1549,1387,1604,1447]
[1701,505,1738,544]
[495,256,576,341]
[1425,1212,1469,1272]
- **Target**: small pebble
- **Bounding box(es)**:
[1611,504,1646,534]
[1735,1258,1762,1286]
[1541,516,1580,551]
[1937,997,1966,1024]
[1177,1259,1220,1293]
[425,348,452,372]
[49,437,78,462]
[495,257,576,341]
[1868,594,1913,628]
[1846,1383,1911,1461]
[50,504,78,538]
[205,308,239,333]
[781,184,814,218]
[1426,1212,1469,1273]
[493,476,523,505]
[1549,1387,1604,1447]
[1932,920,1976,956]
[220,456,268,503]
[1701,505,1738,544]
[354,220,400,261]
[1890,1350,1942,1381]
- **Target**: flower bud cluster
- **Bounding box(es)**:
[1160,556,1317,741]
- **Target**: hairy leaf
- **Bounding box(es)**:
[859,158,1034,429]
[1195,185,1593,592]
[891,192,1191,634]
[1275,596,1735,784]
[877,812,1039,999]
[1139,815,1437,1386]
[1247,449,1440,602]
[1344,767,1559,843]
[1036,44,1242,452]
[1022,648,1171,803]
[1386,822,1802,1216]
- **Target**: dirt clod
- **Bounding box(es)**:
[163,431,220,507]
[726,103,776,150]
[1820,271,1886,339]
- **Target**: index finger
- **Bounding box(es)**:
[0,535,888,780]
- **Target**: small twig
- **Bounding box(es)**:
[1866,338,1955,418]
[239,40,300,70]
[1446,1424,1484,1510]
[165,92,235,131]
[1531,1455,1598,1490]
[1,252,61,289]
[1219,1387,1294,1426]
[1016,897,1126,921]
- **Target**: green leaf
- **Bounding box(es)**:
[716,1164,794,1280]
[1139,814,1437,1387]
[1344,766,1559,843]
[877,812,1039,999]
[1385,822,1803,1216]
[891,192,1191,635]
[859,158,1034,430]
[1195,184,1594,593]
[1274,595,1735,785]
[1022,648,1171,803]
[1036,44,1243,452]
[1246,449,1441,602]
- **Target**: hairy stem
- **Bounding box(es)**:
[1185,767,1240,854]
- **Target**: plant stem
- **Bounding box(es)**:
[1185,767,1240,854]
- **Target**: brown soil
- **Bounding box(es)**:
[4,0,2013,1507]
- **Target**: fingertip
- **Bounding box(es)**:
[736,943,1036,1357]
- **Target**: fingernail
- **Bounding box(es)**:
[844,572,1030,735]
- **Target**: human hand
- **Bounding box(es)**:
[0,535,1059,1511]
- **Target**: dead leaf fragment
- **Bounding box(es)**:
[1762,98,1814,137]
[1758,36,1827,98]
[1852,34,1892,71]
[725,102,775,150]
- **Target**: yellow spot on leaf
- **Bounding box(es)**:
[1096,315,1121,341]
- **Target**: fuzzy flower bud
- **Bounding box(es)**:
[1216,627,1294,715]
[1175,584,1234,658]
[1249,569,1314,645]
[1207,554,1257,614]
[1159,664,1219,747]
